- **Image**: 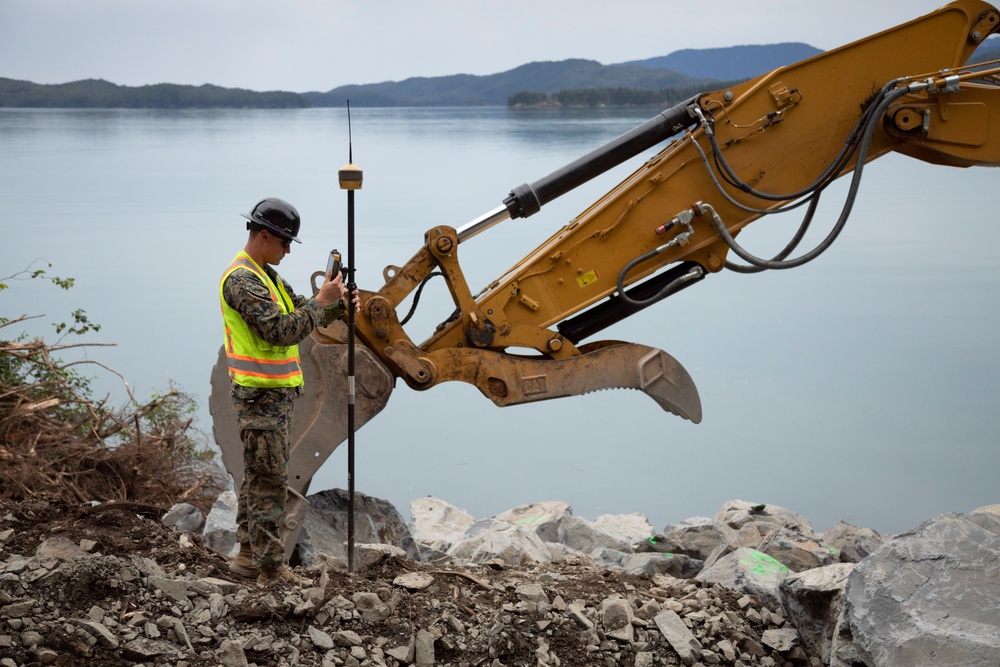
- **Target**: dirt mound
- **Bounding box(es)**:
[0,498,817,666]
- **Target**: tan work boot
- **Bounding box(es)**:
[228,543,259,577]
[257,565,311,587]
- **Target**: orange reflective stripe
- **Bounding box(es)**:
[229,370,302,381]
[228,365,303,381]
[220,303,236,353]
[226,352,302,379]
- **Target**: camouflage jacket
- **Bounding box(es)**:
[222,264,345,350]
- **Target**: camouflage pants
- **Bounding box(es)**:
[231,385,297,570]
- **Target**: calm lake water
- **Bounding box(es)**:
[2,107,997,535]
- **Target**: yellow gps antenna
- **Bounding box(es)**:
[338,100,362,573]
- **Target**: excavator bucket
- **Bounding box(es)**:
[210,327,394,561]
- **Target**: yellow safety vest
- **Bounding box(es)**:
[219,251,304,388]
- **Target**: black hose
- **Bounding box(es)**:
[706,85,912,270]
[399,271,444,326]
[724,193,819,273]
[616,256,705,307]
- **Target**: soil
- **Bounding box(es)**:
[0,498,815,667]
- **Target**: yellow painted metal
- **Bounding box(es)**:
[445,0,1000,341]
[341,0,1000,416]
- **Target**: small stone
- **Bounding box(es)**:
[20,630,43,648]
[415,629,435,667]
[33,647,59,665]
[761,627,798,652]
[393,571,435,590]
[307,626,334,650]
[333,630,363,647]
[352,592,390,624]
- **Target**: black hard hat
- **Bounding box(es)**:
[241,197,302,244]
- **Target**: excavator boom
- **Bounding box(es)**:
[342,0,1000,410]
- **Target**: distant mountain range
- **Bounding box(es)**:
[623,43,822,81]
[300,43,823,107]
[303,59,716,107]
[2,38,999,109]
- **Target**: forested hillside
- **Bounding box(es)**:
[303,59,720,107]
[2,37,998,108]
[0,78,307,108]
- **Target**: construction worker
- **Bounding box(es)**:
[219,197,354,586]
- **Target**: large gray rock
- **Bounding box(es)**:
[651,516,728,560]
[780,563,854,664]
[202,490,239,556]
[589,546,629,569]
[972,503,1000,516]
[700,521,774,571]
[696,547,790,609]
[409,497,475,554]
[834,512,1000,667]
[162,503,206,534]
[557,515,631,554]
[822,520,884,563]
[758,526,837,573]
[969,503,1000,535]
[619,552,703,579]
[712,500,814,535]
[593,512,655,549]
[447,518,552,565]
[494,501,572,543]
[297,489,420,566]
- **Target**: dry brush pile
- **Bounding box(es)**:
[0,316,225,515]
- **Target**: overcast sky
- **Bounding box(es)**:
[0,1,967,92]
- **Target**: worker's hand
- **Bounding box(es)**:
[316,268,347,307]
[344,287,361,313]
[317,268,361,313]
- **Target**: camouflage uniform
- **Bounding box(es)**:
[223,266,344,569]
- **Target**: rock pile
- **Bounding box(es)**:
[1,495,998,667]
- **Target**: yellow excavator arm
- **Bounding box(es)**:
[343,0,1000,416]
[210,0,1000,556]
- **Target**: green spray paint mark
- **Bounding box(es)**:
[647,536,672,557]
[514,516,547,525]
[738,549,788,577]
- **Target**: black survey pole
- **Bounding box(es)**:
[338,102,362,573]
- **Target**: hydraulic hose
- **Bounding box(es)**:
[616,261,705,308]
[399,271,444,326]
[706,77,903,207]
[724,194,819,273]
[699,83,912,270]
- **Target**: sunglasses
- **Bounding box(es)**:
[267,230,292,248]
